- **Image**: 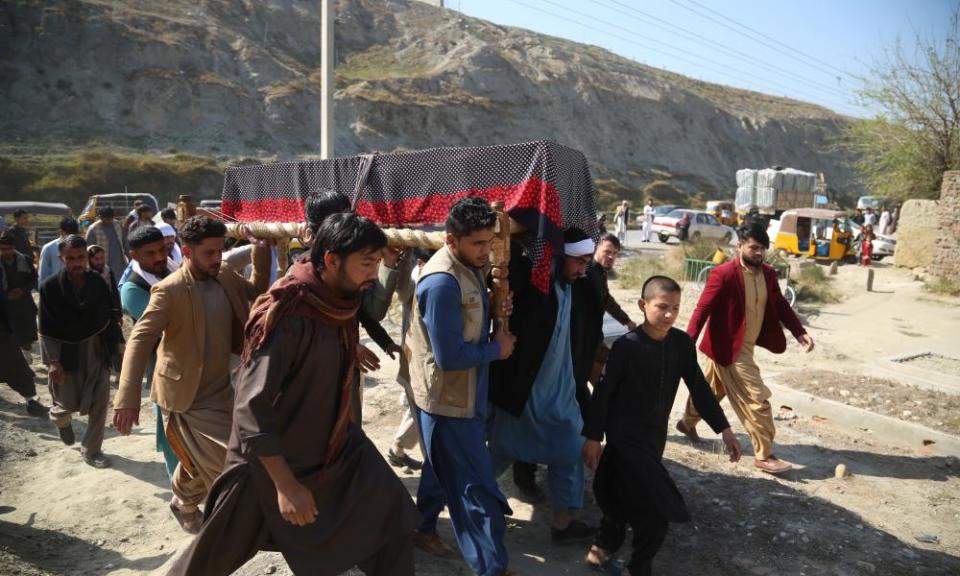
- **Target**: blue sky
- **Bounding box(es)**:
[450,0,956,117]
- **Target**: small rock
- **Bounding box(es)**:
[104,564,115,570]
[835,463,848,478]
[119,537,129,543]
[839,389,850,397]
[856,560,877,573]
[95,539,105,546]
[135,513,144,519]
[159,544,165,550]
[24,448,37,457]
[801,536,810,544]
[779,531,787,538]
[265,565,278,575]
[915,534,940,544]
[902,410,912,418]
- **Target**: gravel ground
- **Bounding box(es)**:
[776,369,960,436]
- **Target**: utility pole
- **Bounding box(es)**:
[320,0,334,159]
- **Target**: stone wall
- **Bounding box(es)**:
[894,198,940,269]
[928,171,960,281]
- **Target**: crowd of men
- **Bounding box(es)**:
[0,195,815,576]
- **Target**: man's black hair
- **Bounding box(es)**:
[161,208,177,221]
[311,212,386,271]
[13,209,28,219]
[641,275,682,300]
[136,204,154,215]
[97,206,115,219]
[598,232,621,251]
[59,217,79,235]
[128,225,165,250]
[178,216,227,246]
[563,227,590,244]
[305,189,352,233]
[446,197,497,238]
[737,222,770,249]
[60,234,87,252]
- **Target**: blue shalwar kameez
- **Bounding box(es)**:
[489,282,586,511]
[415,272,512,576]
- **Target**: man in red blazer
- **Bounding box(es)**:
[677,223,814,474]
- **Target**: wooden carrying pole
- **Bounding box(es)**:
[177,195,514,326]
[490,201,511,331]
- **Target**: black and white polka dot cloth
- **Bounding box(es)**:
[222,140,599,293]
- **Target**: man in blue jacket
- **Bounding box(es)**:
[407,197,516,576]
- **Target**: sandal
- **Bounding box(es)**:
[754,456,793,475]
[169,501,203,534]
[586,546,624,575]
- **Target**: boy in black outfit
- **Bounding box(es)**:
[581,275,742,575]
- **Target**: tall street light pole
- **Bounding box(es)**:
[320,0,334,159]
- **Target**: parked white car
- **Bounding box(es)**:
[651,209,736,244]
[849,220,896,261]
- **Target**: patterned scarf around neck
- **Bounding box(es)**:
[241,258,360,466]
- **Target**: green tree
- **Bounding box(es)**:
[843,6,960,201]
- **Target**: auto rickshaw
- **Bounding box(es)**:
[706,200,738,226]
[771,208,854,262]
[79,193,160,229]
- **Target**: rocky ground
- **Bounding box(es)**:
[775,369,960,436]
[0,252,958,575]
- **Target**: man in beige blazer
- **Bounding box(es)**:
[113,216,271,533]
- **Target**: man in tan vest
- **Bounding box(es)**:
[407,197,517,576]
[113,216,270,533]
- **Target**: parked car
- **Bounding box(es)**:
[651,209,736,244]
[0,201,74,261]
[636,204,680,225]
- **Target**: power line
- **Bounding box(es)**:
[593,0,853,100]
[668,0,857,81]
[522,0,859,114]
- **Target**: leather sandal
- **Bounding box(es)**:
[413,531,458,558]
[754,456,793,475]
[169,501,203,534]
[675,420,702,443]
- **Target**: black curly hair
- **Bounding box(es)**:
[446,197,497,238]
[178,216,227,246]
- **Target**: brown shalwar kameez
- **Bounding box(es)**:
[168,316,419,576]
[41,334,110,456]
[164,278,233,511]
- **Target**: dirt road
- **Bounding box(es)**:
[1,261,957,575]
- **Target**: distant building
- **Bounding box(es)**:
[413,0,444,7]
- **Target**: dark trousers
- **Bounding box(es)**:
[0,331,36,398]
[513,460,537,488]
[594,514,668,576]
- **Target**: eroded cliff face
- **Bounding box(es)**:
[0,0,860,203]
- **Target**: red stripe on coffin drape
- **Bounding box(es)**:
[224,178,564,293]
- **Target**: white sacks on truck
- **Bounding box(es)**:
[735,167,817,212]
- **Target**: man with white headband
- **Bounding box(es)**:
[488,227,598,543]
[120,225,179,478]
[156,222,183,265]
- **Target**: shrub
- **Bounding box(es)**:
[924,277,960,297]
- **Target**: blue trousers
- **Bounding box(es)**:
[491,452,585,511]
[419,412,510,576]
